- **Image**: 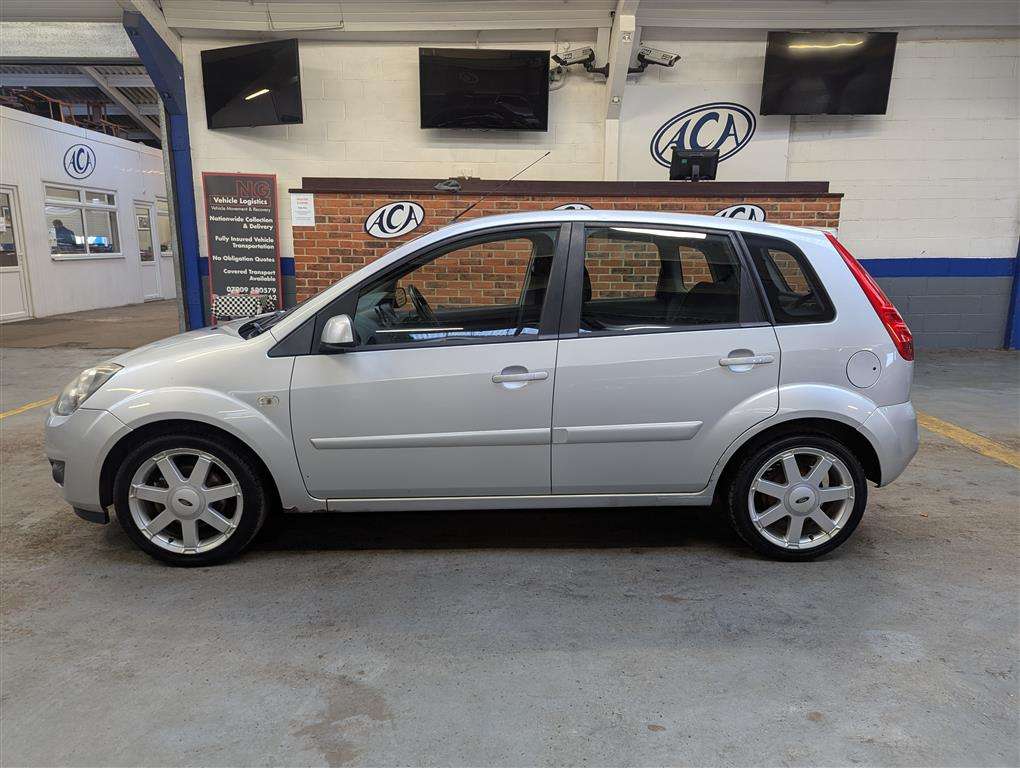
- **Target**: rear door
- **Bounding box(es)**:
[551,222,780,495]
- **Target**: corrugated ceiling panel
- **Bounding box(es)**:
[637,0,1020,29]
[161,0,614,32]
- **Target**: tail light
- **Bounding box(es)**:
[825,232,914,361]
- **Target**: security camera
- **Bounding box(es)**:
[552,47,596,68]
[629,46,681,74]
[638,47,681,67]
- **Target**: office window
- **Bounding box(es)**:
[156,199,173,256]
[45,185,120,257]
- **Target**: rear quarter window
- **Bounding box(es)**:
[744,234,835,325]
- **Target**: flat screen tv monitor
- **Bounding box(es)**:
[202,39,303,129]
[419,48,550,131]
[760,31,897,115]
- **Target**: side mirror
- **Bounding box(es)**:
[320,314,356,349]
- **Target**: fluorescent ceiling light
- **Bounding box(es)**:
[244,88,271,101]
[611,227,707,239]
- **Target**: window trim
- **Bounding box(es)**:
[559,222,768,340]
[737,232,837,327]
[303,222,571,356]
[44,182,122,259]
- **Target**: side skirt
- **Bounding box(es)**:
[322,492,715,513]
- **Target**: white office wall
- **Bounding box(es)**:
[0,108,170,318]
[182,37,603,260]
[182,32,1019,264]
[786,37,1019,262]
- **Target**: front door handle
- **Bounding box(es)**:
[492,370,549,384]
[719,354,775,367]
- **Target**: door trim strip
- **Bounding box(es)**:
[310,427,551,450]
[552,421,703,444]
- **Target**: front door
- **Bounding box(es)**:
[289,224,567,500]
[0,188,31,322]
[135,203,161,300]
[551,223,780,494]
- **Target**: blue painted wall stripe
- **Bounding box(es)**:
[859,257,1015,278]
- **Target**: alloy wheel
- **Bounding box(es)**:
[747,447,855,551]
[128,449,244,555]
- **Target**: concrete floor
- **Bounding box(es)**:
[1,305,1018,767]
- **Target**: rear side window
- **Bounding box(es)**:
[579,226,746,333]
[744,234,834,324]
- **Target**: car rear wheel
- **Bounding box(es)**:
[113,433,268,566]
[727,434,867,560]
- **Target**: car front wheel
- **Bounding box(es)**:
[727,434,868,560]
[113,433,269,566]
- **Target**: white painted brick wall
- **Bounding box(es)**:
[183,34,1019,265]
[787,37,1019,262]
[182,37,602,258]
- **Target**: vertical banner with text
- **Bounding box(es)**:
[202,172,281,322]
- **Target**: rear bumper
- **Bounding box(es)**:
[864,401,919,486]
[44,407,131,514]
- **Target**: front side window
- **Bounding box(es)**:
[45,185,120,257]
[352,228,559,347]
[579,226,744,333]
[743,234,834,324]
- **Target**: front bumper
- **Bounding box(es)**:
[44,407,131,515]
[863,401,919,486]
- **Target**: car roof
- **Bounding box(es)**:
[425,208,831,244]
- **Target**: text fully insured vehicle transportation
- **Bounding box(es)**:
[45,211,918,565]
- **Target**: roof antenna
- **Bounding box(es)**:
[450,151,551,223]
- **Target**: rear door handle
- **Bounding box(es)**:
[719,354,775,367]
[492,370,549,384]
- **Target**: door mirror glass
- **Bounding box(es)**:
[321,314,356,348]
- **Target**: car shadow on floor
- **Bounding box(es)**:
[251,505,746,555]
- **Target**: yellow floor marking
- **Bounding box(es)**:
[917,410,1020,470]
[0,396,56,421]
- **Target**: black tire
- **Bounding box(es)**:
[113,432,269,566]
[726,433,868,561]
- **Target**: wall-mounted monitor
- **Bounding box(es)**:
[419,48,550,131]
[760,31,897,115]
[202,39,303,129]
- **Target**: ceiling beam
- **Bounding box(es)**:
[117,0,182,61]
[0,73,153,88]
[78,65,160,137]
[603,0,638,181]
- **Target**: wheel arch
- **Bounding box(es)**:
[99,419,282,511]
[712,416,882,505]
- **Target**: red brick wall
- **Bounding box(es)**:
[292,192,841,302]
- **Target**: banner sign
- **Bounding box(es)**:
[202,172,281,321]
[620,83,791,181]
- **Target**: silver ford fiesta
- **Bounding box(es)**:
[45,210,918,565]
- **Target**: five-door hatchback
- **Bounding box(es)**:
[45,211,918,565]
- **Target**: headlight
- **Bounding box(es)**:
[54,364,122,416]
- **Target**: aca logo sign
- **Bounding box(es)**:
[650,102,756,169]
[364,201,424,239]
[715,204,766,221]
[63,144,96,179]
[553,202,592,210]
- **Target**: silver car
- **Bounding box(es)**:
[45,211,918,565]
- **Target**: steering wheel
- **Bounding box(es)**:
[407,285,438,323]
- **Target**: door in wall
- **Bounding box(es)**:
[136,203,162,301]
[0,187,32,322]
